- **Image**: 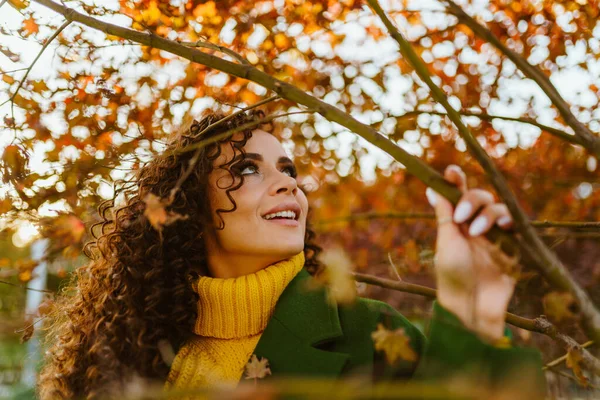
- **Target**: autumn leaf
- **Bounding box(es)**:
[8,0,29,10]
[19,317,35,343]
[371,323,417,366]
[542,291,577,323]
[22,17,39,36]
[2,75,15,84]
[312,244,357,305]
[142,193,189,232]
[244,354,271,380]
[566,348,588,387]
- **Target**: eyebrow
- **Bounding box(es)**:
[232,152,294,165]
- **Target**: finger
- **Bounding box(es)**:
[426,188,461,238]
[453,189,495,224]
[467,203,513,237]
[444,165,468,193]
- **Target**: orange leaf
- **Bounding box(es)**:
[2,75,15,84]
[566,348,588,387]
[371,323,418,365]
[8,0,28,10]
[142,193,189,232]
[23,17,39,36]
[244,354,271,380]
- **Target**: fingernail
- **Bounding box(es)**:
[453,202,472,223]
[425,188,437,206]
[498,216,512,226]
[469,216,488,236]
[448,164,463,175]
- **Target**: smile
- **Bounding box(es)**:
[263,218,299,227]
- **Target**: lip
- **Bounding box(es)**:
[264,218,300,227]
[261,201,301,221]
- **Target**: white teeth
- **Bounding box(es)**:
[263,210,297,220]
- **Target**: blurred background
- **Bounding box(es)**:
[1,0,599,398]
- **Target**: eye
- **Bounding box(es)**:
[237,161,259,176]
[283,165,297,178]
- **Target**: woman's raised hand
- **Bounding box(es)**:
[425,165,516,342]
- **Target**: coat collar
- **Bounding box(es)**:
[252,268,350,378]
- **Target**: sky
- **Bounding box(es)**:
[0,0,597,247]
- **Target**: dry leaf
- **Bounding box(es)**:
[542,291,577,323]
[371,323,417,365]
[142,193,189,232]
[19,317,35,343]
[566,348,588,387]
[314,245,357,305]
[244,354,271,380]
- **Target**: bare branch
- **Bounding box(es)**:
[314,212,600,230]
[544,341,595,370]
[401,109,583,147]
[179,39,250,65]
[0,279,55,294]
[443,0,600,158]
[366,0,600,344]
[352,272,600,376]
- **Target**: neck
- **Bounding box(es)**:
[205,250,301,279]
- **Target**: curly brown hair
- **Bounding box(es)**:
[37,109,323,399]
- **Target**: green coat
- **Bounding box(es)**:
[251,268,546,397]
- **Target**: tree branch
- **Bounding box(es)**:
[443,0,600,158]
[352,272,600,376]
[544,341,594,370]
[313,212,600,230]
[33,0,600,343]
[179,39,250,65]
[401,109,583,147]
[366,0,600,344]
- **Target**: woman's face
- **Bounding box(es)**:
[205,129,308,265]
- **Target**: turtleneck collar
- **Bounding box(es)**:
[191,251,305,339]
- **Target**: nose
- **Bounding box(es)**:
[272,172,298,196]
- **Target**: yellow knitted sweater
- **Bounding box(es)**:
[164,251,305,393]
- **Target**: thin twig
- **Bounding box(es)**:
[313,211,600,230]
[544,341,595,370]
[401,109,582,146]
[545,367,599,390]
[179,39,249,65]
[0,67,29,75]
[0,279,55,294]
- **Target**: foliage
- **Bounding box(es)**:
[1,0,599,396]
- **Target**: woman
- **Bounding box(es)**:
[37,110,544,399]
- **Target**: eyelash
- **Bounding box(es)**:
[234,160,298,179]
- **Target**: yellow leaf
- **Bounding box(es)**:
[314,245,357,305]
[8,0,28,10]
[566,349,588,387]
[2,75,15,84]
[193,1,216,18]
[542,291,576,323]
[371,323,418,365]
[244,354,271,380]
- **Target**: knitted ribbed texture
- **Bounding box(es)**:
[164,251,305,394]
